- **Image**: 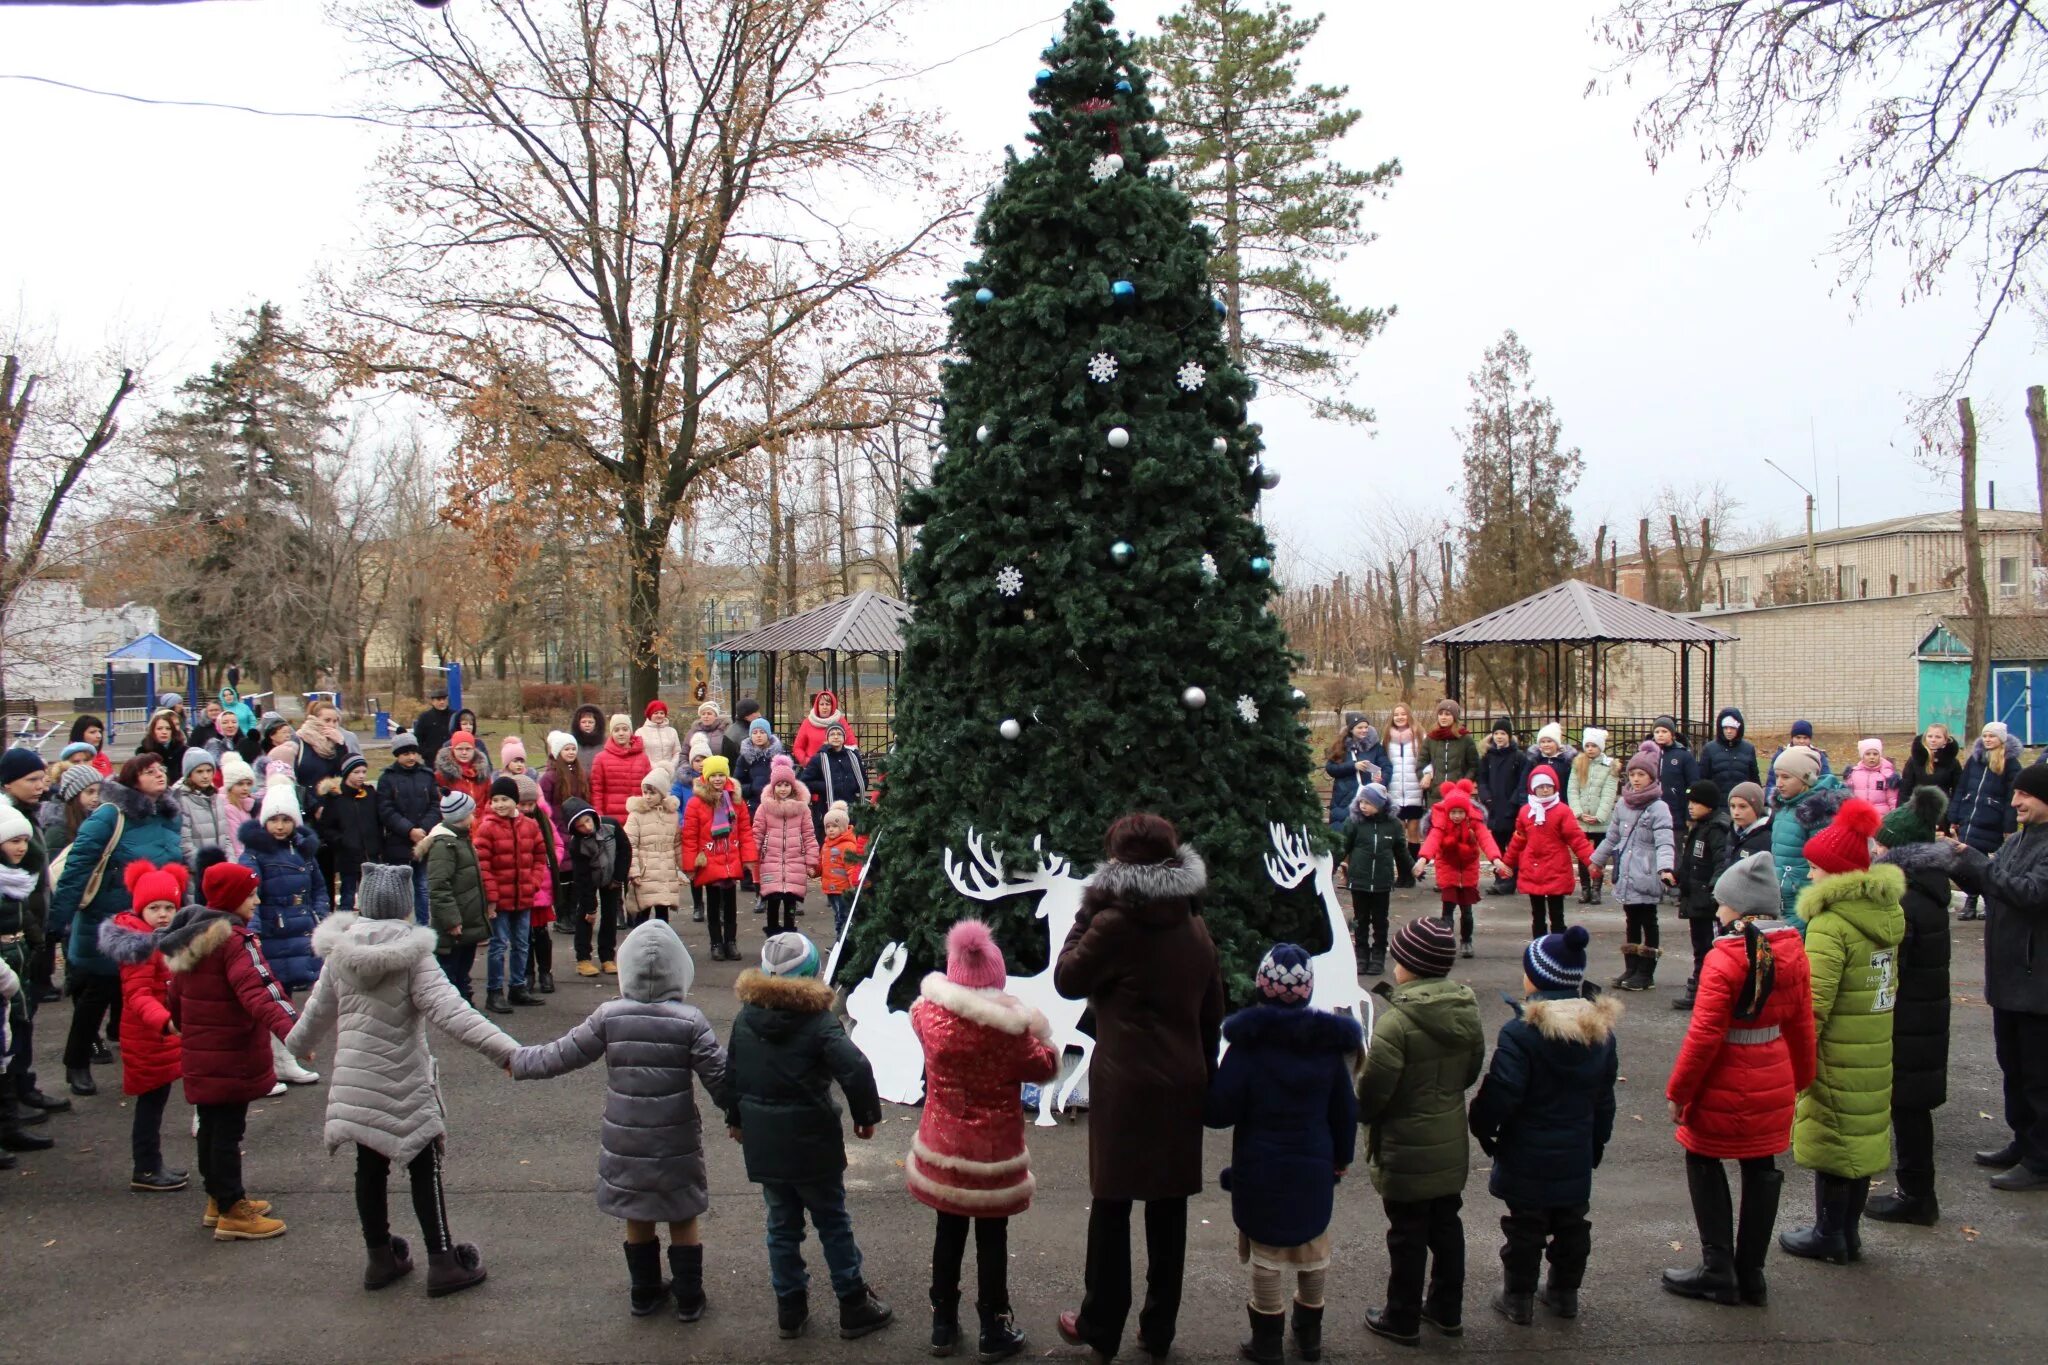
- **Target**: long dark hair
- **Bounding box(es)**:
[68,714,104,745]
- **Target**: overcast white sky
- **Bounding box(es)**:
[3,0,2042,571]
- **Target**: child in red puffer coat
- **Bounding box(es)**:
[1414,780,1509,957]
[909,919,1060,1359]
[1502,765,1599,940]
[97,859,189,1193]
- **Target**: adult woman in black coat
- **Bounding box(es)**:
[1901,725,1962,821]
[1868,787,1953,1225]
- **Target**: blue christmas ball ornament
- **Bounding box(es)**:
[1112,279,1136,300]
[1212,298,1228,317]
[974,287,994,305]
[1116,79,1132,93]
[1036,68,1053,85]
[1250,556,1272,576]
[1110,541,1135,565]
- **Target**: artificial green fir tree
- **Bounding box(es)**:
[847,0,1323,999]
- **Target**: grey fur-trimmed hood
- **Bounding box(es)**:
[100,778,180,824]
[1088,846,1207,905]
[312,912,437,987]
[1878,839,1958,874]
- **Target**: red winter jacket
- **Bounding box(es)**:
[753,787,818,897]
[1666,923,1818,1159]
[679,779,755,887]
[99,911,182,1095]
[589,735,651,824]
[163,908,300,1106]
[434,752,493,811]
[908,975,1061,1218]
[1502,801,1598,896]
[472,809,549,912]
[1417,788,1500,891]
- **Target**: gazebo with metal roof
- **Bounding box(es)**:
[1425,579,1735,739]
[103,632,203,743]
[714,591,911,746]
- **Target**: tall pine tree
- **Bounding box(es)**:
[848,1,1321,998]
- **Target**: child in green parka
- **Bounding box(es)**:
[1355,917,1485,1346]
[1339,783,1415,977]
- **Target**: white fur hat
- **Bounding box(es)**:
[1580,727,1610,752]
[547,729,577,760]
[218,752,256,790]
[258,770,302,825]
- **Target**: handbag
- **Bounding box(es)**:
[48,808,126,908]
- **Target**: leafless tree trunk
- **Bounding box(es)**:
[2028,384,2048,570]
[1668,514,1716,611]
[1960,397,1993,730]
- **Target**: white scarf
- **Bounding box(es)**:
[1528,787,1559,825]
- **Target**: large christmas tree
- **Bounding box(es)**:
[849,0,1323,999]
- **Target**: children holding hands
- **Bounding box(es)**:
[1413,780,1508,958]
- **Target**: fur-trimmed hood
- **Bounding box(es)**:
[434,741,494,785]
[159,905,239,973]
[1220,1002,1363,1053]
[1517,991,1624,1046]
[920,972,1050,1039]
[734,967,834,1016]
[756,785,812,818]
[237,818,320,859]
[626,790,679,816]
[97,909,166,966]
[1088,846,1207,920]
[99,778,179,824]
[1796,863,1908,946]
[312,912,436,987]
[1878,839,1958,874]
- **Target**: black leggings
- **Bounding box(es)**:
[196,1101,249,1208]
[527,924,553,979]
[1353,890,1391,963]
[574,884,623,963]
[706,881,739,948]
[1077,1196,1188,1355]
[764,893,801,935]
[1624,903,1661,950]
[1529,895,1566,936]
[933,1211,1010,1309]
[1438,900,1474,944]
[1686,916,1716,980]
[355,1142,452,1254]
[63,973,119,1069]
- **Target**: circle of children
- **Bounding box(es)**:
[0,685,2043,1362]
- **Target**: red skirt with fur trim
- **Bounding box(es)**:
[908,980,1062,1219]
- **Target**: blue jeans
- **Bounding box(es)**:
[411,866,431,926]
[338,865,359,915]
[761,1178,864,1300]
[437,942,477,1000]
[830,893,850,938]
[487,911,531,992]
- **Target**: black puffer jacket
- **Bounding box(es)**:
[1476,741,1528,840]
[375,761,441,863]
[1901,735,1962,815]
[1698,707,1760,795]
[1678,809,1733,919]
[1879,840,1953,1111]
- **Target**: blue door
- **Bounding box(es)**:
[2032,667,2048,745]
[1993,666,2031,739]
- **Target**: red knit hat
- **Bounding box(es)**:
[123,859,188,911]
[945,918,1008,990]
[1434,779,1479,819]
[644,699,669,720]
[1803,797,1882,876]
[202,862,260,912]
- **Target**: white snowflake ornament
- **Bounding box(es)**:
[1089,153,1125,183]
[1236,695,1260,724]
[1087,352,1119,383]
[994,565,1024,598]
[1176,360,1208,392]
[1200,552,1218,580]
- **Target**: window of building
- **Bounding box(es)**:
[1999,555,2021,596]
[1837,564,1855,600]
[726,603,748,627]
[1730,576,1750,606]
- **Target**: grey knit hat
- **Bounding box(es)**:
[1713,852,1780,920]
[440,790,476,825]
[181,748,215,781]
[357,863,416,921]
[389,729,420,756]
[760,931,819,978]
[57,763,102,802]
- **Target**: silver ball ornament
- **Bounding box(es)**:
[1290,689,1308,705]
[976,424,993,445]
[1181,686,1208,711]
[1256,464,1282,491]
[1106,427,1131,450]
[999,718,1022,741]
[1109,540,1134,565]
[1212,437,1228,454]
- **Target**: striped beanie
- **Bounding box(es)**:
[1254,943,1314,1007]
[1391,916,1457,978]
[1524,924,1591,992]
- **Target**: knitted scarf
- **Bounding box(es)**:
[708,787,735,840]
[296,719,337,759]
[1527,788,1559,825]
[1619,780,1662,811]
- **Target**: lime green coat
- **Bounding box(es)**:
[1792,864,1906,1179]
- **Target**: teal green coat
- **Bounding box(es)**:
[51,781,185,979]
[1793,865,1906,1179]
[1771,774,1844,929]
[1355,976,1486,1202]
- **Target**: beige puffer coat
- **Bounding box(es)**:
[623,790,684,908]
[283,913,518,1163]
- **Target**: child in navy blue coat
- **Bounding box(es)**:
[237,770,329,1088]
[1204,944,1362,1365]
[1468,926,1620,1326]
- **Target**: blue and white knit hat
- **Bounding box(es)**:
[440,790,476,825]
[1524,924,1591,993]
[1354,781,1390,812]
[1255,943,1314,1008]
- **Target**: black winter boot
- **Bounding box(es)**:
[0,1092,54,1151]
[777,1290,810,1339]
[1289,1301,1324,1361]
[1867,1168,1939,1226]
[1492,1279,1535,1326]
[975,1303,1026,1362]
[1663,1158,1739,1304]
[1610,946,1637,989]
[364,1235,413,1291]
[1673,975,1699,1009]
[507,984,541,1007]
[426,1243,488,1297]
[1364,1304,1419,1346]
[538,969,555,993]
[484,989,512,1016]
[668,1243,705,1322]
[1735,1163,1784,1306]
[1536,1276,1578,1319]
[1843,1176,1870,1261]
[65,1064,96,1096]
[623,1240,668,1316]
[838,1283,894,1339]
[1778,1174,1852,1264]
[929,1287,961,1357]
[1239,1305,1285,1363]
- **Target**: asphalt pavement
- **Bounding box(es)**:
[5,885,2046,1363]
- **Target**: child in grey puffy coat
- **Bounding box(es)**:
[512,917,733,1322]
[1589,743,1677,992]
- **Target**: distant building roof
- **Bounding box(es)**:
[714,590,909,656]
[1919,616,2048,661]
[1603,508,2041,571]
[1426,579,1736,647]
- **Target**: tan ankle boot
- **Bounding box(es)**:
[202,1196,272,1228]
[212,1199,288,1241]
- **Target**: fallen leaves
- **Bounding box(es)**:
[1961,1225,1980,1242]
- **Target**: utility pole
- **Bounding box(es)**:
[1765,458,1820,600]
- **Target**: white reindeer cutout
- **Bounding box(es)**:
[1264,823,1373,1033]
[845,942,924,1106]
[946,828,1096,1128]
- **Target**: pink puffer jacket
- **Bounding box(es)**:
[753,787,817,897]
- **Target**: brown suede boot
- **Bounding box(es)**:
[203,1196,272,1229]
[212,1199,288,1241]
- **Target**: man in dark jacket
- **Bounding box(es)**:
[1698,708,1759,800]
[1469,926,1620,1325]
[0,748,67,1131]
[375,731,439,926]
[1870,788,1954,1224]
[1674,780,1733,1010]
[1650,715,1701,832]
[1948,763,2048,1192]
[412,690,454,767]
[725,932,890,1340]
[721,699,761,768]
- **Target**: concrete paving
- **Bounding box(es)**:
[6,885,2046,1362]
